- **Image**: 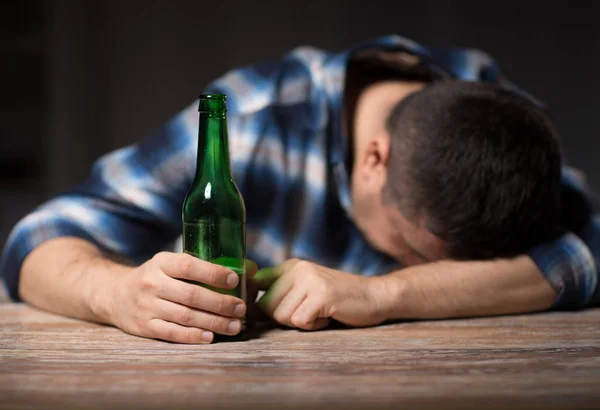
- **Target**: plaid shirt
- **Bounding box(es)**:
[2,35,598,308]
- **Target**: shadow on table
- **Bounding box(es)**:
[214,319,366,343]
[213,320,279,343]
[213,314,423,343]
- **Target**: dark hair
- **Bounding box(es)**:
[384,80,564,260]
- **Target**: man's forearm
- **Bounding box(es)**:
[19,237,130,324]
[375,255,556,320]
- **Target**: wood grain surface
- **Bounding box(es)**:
[0,286,8,304]
[1,304,599,410]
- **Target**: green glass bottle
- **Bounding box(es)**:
[182,94,247,316]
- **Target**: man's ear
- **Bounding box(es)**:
[362,132,391,171]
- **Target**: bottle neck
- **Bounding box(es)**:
[195,110,232,183]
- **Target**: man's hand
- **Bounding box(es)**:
[105,252,257,344]
[253,259,386,330]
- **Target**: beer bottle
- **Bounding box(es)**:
[182,94,247,325]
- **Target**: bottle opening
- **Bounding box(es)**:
[198,94,227,113]
[198,94,226,101]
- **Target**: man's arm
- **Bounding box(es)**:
[257,225,598,328]
[253,256,556,330]
[256,227,598,329]
[19,238,113,324]
[376,256,556,320]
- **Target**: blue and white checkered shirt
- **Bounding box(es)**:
[2,35,599,308]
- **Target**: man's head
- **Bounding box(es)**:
[350,80,563,265]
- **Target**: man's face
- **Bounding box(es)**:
[350,185,446,266]
[349,140,447,267]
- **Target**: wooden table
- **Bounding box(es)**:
[1,304,599,410]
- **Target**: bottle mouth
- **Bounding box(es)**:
[198,94,227,113]
[198,94,226,101]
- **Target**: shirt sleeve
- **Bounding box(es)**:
[1,103,199,301]
[528,167,600,309]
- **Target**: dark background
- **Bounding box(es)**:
[1,0,599,253]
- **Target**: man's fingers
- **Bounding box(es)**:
[147,318,214,344]
[258,274,293,317]
[157,275,245,318]
[252,266,282,290]
[153,252,239,289]
[271,291,307,327]
[252,259,303,289]
[154,299,243,336]
[290,298,330,331]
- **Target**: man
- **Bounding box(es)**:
[2,35,598,344]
